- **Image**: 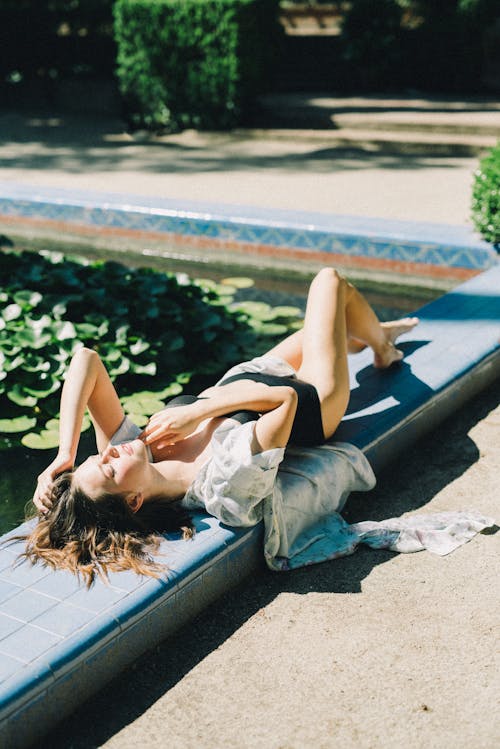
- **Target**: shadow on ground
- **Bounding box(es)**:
[31,381,499,749]
[0,112,475,177]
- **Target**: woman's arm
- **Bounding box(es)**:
[33,348,124,511]
[141,380,298,451]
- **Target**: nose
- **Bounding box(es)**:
[101,444,119,462]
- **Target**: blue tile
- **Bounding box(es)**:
[44,611,121,672]
[0,659,54,716]
[32,601,96,637]
[1,589,58,622]
[0,560,50,588]
[0,536,29,555]
[0,652,24,682]
[0,623,61,662]
[104,568,151,592]
[0,578,21,603]
[33,569,84,600]
[0,614,24,641]
[107,578,177,627]
[0,551,17,573]
[66,580,127,613]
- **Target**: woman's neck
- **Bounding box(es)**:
[145,417,224,503]
[145,459,194,502]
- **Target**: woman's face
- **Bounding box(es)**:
[74,440,150,499]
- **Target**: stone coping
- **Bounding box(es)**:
[0,182,497,277]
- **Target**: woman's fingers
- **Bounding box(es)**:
[33,482,53,513]
[140,422,175,444]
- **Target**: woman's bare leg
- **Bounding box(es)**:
[342,281,419,368]
[264,268,419,438]
[294,268,351,439]
[265,277,418,370]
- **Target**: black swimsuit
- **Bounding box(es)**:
[166,373,325,447]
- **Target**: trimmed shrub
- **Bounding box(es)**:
[472,142,500,246]
[113,0,282,131]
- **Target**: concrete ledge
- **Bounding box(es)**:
[0,182,497,280]
[0,265,499,748]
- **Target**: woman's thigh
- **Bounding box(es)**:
[296,269,350,438]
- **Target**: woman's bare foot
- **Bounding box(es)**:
[374,341,404,368]
[381,317,419,344]
[373,316,419,368]
[348,317,419,358]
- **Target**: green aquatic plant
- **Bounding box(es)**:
[0,250,303,449]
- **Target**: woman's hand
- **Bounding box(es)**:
[140,405,203,449]
[33,451,73,514]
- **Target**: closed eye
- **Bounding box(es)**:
[97,459,115,480]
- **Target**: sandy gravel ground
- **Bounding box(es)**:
[36,382,499,749]
[0,112,480,226]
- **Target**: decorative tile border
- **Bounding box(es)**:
[0,182,497,276]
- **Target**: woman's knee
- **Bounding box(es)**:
[315,267,345,286]
[71,347,103,371]
[312,268,348,299]
[74,346,98,362]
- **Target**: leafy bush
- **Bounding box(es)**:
[0,251,302,449]
[113,0,282,131]
[471,142,500,246]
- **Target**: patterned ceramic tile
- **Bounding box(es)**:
[0,182,497,272]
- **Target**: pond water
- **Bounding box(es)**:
[0,247,445,534]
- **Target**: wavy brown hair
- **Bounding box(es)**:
[15,472,193,588]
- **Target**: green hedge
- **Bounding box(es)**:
[472,142,500,246]
[113,0,282,131]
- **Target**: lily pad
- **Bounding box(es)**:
[23,379,60,398]
[55,321,77,341]
[2,303,22,322]
[108,356,131,377]
[249,321,289,336]
[0,415,37,433]
[129,361,156,376]
[7,385,38,408]
[21,429,60,450]
[122,394,165,416]
[122,412,149,427]
[267,306,303,319]
[220,277,254,289]
[129,339,150,356]
[14,290,43,309]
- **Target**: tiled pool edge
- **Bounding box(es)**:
[0,182,497,280]
[0,210,499,747]
[0,522,263,749]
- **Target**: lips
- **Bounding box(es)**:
[121,442,133,455]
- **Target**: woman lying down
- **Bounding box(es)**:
[19,269,494,585]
